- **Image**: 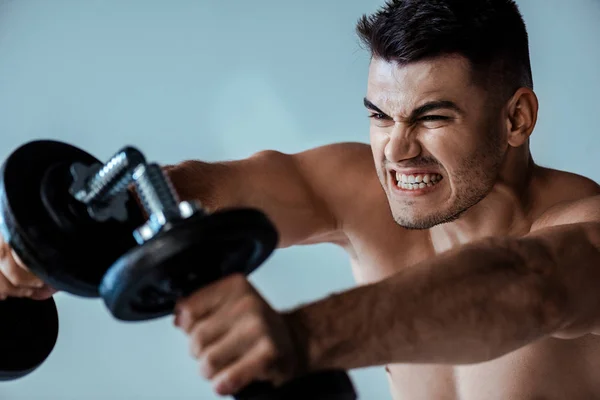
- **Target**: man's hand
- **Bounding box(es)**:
[0,236,56,301]
[174,274,304,396]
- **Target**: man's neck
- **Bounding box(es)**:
[429,147,536,252]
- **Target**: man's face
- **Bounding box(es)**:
[366,55,507,229]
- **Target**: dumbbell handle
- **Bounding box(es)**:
[70,147,145,206]
[69,147,146,222]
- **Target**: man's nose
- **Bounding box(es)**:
[384,124,422,163]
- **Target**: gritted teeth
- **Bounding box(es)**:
[395,172,443,190]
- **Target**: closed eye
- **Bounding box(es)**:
[419,115,450,121]
[368,113,391,120]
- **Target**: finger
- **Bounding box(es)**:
[201,312,279,386]
[188,317,229,360]
[0,251,44,289]
[212,338,278,396]
[29,285,58,301]
[0,271,34,299]
[196,322,258,380]
[175,274,248,332]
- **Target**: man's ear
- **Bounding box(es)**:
[505,88,538,147]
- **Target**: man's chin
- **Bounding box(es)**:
[391,209,461,230]
[393,218,437,230]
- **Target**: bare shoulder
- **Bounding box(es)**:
[255,141,375,188]
[291,141,378,195]
[531,167,600,230]
[291,141,384,237]
[292,141,374,173]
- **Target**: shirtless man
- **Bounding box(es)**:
[2,0,600,399]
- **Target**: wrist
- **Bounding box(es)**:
[282,292,356,374]
[282,305,321,375]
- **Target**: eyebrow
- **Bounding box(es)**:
[363,98,387,116]
[363,97,464,120]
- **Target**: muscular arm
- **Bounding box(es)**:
[163,143,371,248]
[283,196,600,372]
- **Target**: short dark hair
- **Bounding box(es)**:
[356,0,533,98]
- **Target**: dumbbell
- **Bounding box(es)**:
[0,139,357,399]
[97,159,357,400]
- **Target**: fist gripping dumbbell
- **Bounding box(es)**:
[0,140,357,399]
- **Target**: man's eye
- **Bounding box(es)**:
[369,113,388,120]
[420,115,450,122]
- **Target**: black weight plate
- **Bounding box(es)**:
[99,208,279,321]
[0,140,143,297]
[0,297,59,381]
[234,370,357,400]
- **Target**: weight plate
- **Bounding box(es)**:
[99,208,279,321]
[0,297,59,381]
[0,140,143,297]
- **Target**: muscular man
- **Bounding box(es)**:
[2,0,600,399]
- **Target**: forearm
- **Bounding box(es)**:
[284,225,600,372]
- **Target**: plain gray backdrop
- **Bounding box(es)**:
[0,0,599,399]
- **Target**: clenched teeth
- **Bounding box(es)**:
[395,173,443,190]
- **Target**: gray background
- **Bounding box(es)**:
[0,0,599,398]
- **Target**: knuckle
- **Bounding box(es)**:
[245,315,266,337]
[180,305,198,321]
[176,300,192,314]
[201,352,219,378]
[177,309,195,330]
[258,338,277,360]
[224,372,243,393]
[204,351,218,369]
[199,363,214,380]
[189,343,200,359]
[192,330,208,352]
[237,295,258,313]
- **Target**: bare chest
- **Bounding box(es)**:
[343,221,600,400]
[384,336,600,400]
